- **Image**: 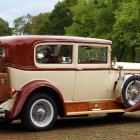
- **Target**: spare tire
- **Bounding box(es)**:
[122,75,140,108]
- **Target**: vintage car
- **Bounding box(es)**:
[0,35,140,131]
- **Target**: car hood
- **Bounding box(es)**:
[114,62,140,70]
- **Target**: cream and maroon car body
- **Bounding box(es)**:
[0,35,140,130]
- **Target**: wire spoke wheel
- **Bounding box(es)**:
[126,80,140,106]
[122,76,140,108]
[21,93,57,131]
[30,99,54,128]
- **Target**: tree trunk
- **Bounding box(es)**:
[118,45,126,62]
[131,47,136,62]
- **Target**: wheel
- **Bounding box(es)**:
[21,93,57,131]
[122,76,140,108]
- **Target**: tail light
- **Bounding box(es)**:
[9,88,16,95]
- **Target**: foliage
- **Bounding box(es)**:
[113,0,140,62]
[1,0,140,62]
[66,0,140,62]
[30,13,50,35]
[0,18,12,36]
[65,0,123,40]
[37,0,77,35]
[65,0,95,37]
[13,14,33,35]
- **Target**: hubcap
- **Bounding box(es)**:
[126,80,140,105]
[30,99,54,128]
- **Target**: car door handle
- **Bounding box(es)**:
[76,68,83,71]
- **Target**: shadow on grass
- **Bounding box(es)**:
[54,112,140,130]
[0,120,24,132]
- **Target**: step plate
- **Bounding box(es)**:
[67,109,125,116]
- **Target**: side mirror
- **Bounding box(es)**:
[118,65,123,69]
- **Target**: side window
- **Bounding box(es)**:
[78,46,107,64]
[0,48,5,57]
[36,44,72,64]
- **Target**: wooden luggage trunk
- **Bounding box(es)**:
[0,73,9,101]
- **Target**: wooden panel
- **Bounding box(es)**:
[0,57,6,73]
[65,101,122,113]
[116,96,123,104]
[0,73,9,101]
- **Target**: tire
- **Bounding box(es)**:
[122,76,140,108]
[21,93,57,131]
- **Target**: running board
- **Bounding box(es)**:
[67,109,125,116]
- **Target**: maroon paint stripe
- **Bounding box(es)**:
[34,39,112,45]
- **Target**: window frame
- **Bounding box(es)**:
[34,42,75,68]
[78,45,108,64]
[76,43,111,68]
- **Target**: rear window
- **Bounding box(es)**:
[36,44,73,64]
[0,48,5,57]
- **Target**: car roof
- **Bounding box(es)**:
[0,35,112,45]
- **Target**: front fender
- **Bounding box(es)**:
[115,74,136,104]
[8,80,65,119]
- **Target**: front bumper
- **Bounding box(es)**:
[125,100,140,112]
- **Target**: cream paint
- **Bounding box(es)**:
[8,67,120,102]
[8,43,115,102]
[73,43,116,101]
[7,41,140,104]
[73,70,119,101]
[8,67,76,101]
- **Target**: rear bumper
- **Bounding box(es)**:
[0,99,15,119]
[0,108,5,118]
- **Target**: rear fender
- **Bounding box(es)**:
[8,80,65,119]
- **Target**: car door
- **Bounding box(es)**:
[73,44,116,101]
[34,43,76,101]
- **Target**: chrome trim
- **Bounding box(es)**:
[0,108,5,118]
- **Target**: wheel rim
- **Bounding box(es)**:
[126,80,140,106]
[30,99,54,128]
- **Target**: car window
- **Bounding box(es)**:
[0,48,5,57]
[78,46,107,64]
[36,44,72,64]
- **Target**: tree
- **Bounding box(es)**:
[0,18,12,36]
[66,0,95,37]
[13,14,33,35]
[38,0,77,35]
[66,0,120,39]
[113,0,140,62]
[30,13,50,35]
